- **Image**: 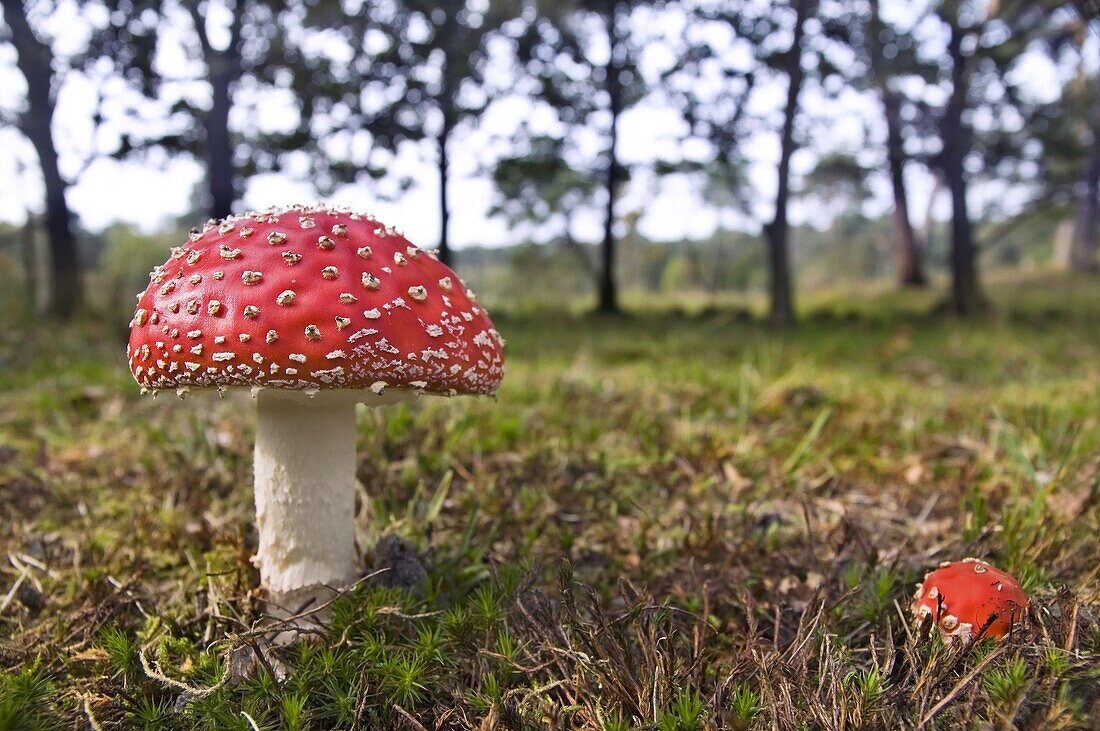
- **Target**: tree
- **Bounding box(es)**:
[490,134,602,281]
[298,0,526,268]
[1,0,82,318]
[671,0,859,326]
[100,1,295,221]
[866,0,927,286]
[764,0,816,327]
[1038,10,1100,272]
[598,0,626,312]
[505,0,653,314]
[186,1,247,220]
[805,153,871,225]
[929,0,1054,314]
[1070,69,1100,273]
[1071,5,1100,265]
[106,0,525,256]
[940,5,979,314]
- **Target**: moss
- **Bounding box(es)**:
[0,273,1097,727]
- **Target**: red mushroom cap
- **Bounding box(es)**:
[911,558,1028,642]
[126,205,504,396]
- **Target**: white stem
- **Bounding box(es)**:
[252,391,359,595]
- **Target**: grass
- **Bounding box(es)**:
[0,272,1098,728]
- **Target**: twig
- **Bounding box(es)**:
[244,636,287,684]
[107,574,150,619]
[450,457,477,485]
[139,642,229,700]
[1064,599,1079,653]
[915,492,940,523]
[608,603,718,634]
[83,694,105,731]
[509,678,570,704]
[256,567,391,633]
[9,553,47,591]
[917,645,1007,728]
[13,552,47,572]
[241,711,262,731]
[393,704,430,731]
[376,607,443,620]
[0,568,28,614]
[477,647,557,674]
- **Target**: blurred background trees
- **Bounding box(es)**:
[0,0,1096,323]
[99,0,298,220]
[501,0,657,314]
[1,0,87,318]
[864,0,928,287]
[298,0,530,267]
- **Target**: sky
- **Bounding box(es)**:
[0,0,1085,251]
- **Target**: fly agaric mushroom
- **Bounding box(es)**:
[911,558,1028,643]
[127,205,504,606]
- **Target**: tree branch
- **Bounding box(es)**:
[229,0,247,55]
[186,2,214,59]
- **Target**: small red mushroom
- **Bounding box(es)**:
[126,205,505,608]
[911,558,1028,643]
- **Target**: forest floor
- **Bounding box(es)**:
[0,272,1098,729]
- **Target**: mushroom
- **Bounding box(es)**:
[127,205,505,609]
[911,558,1028,643]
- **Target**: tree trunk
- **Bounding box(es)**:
[598,3,623,314]
[884,91,926,287]
[3,0,82,319]
[1069,129,1100,273]
[869,0,925,287]
[943,20,980,315]
[765,0,814,328]
[206,62,237,221]
[188,3,243,221]
[437,120,453,267]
